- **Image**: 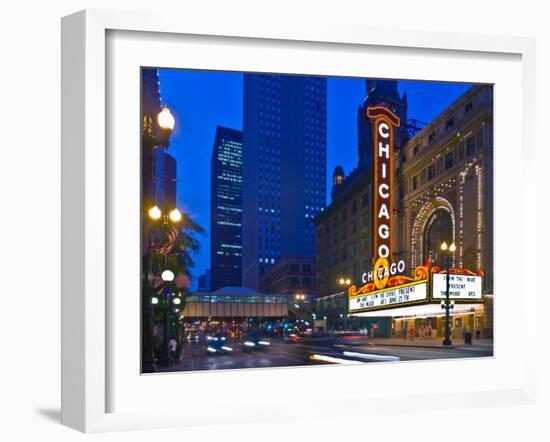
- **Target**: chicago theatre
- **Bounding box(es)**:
[313,80,493,339]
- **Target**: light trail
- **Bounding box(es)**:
[343,351,400,361]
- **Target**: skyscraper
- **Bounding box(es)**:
[153,148,177,210]
[357,79,408,169]
[242,74,327,290]
[141,68,162,135]
[210,126,244,290]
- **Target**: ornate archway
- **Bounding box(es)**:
[411,197,456,269]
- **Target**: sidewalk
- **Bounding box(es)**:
[365,337,493,349]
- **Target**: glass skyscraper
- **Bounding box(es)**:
[242,74,327,290]
[210,126,244,290]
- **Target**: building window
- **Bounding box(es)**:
[363,213,369,228]
[399,184,404,199]
[413,145,419,156]
[428,164,436,181]
[289,263,299,273]
[303,264,312,273]
[412,175,418,191]
[351,200,357,215]
[466,137,475,156]
[465,101,473,114]
[445,152,454,170]
[361,192,369,208]
[445,118,454,131]
[428,132,436,144]
[458,145,465,161]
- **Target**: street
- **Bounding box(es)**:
[157,335,494,372]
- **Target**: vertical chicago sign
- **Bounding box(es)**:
[367,106,400,269]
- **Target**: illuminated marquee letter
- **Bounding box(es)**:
[378,204,389,219]
[378,224,389,239]
[379,184,389,199]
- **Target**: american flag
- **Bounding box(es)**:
[153,225,179,256]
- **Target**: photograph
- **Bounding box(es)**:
[140,68,494,373]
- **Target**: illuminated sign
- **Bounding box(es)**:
[432,273,482,300]
[367,106,400,261]
[349,262,430,313]
[349,281,427,313]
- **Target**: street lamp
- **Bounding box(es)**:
[161,269,175,282]
[142,106,176,373]
[337,277,352,331]
[157,106,176,147]
[168,208,182,223]
[440,241,456,346]
[294,294,306,329]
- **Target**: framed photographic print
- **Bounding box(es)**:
[61,9,537,433]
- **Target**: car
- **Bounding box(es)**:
[298,332,337,347]
[284,333,301,344]
[206,332,234,355]
[243,331,271,351]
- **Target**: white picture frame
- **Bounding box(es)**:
[61,9,537,433]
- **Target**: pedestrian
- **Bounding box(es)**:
[168,337,178,365]
[475,325,481,340]
[428,324,432,338]
[464,325,472,345]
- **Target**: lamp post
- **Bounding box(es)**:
[440,241,456,346]
[294,293,306,330]
[147,206,183,367]
[338,277,352,331]
[141,106,176,373]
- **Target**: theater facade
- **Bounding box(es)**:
[314,82,493,339]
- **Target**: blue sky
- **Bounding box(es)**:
[157,69,472,287]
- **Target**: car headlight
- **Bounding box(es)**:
[244,341,256,347]
[258,341,270,346]
[207,346,216,353]
[221,346,233,352]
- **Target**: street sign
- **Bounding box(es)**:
[432,273,482,300]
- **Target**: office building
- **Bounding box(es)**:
[210,126,244,290]
[153,148,177,210]
[260,256,316,296]
[242,74,327,290]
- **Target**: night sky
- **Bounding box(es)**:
[157,69,472,288]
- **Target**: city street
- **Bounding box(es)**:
[157,335,494,372]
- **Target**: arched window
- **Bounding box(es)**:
[423,209,453,266]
